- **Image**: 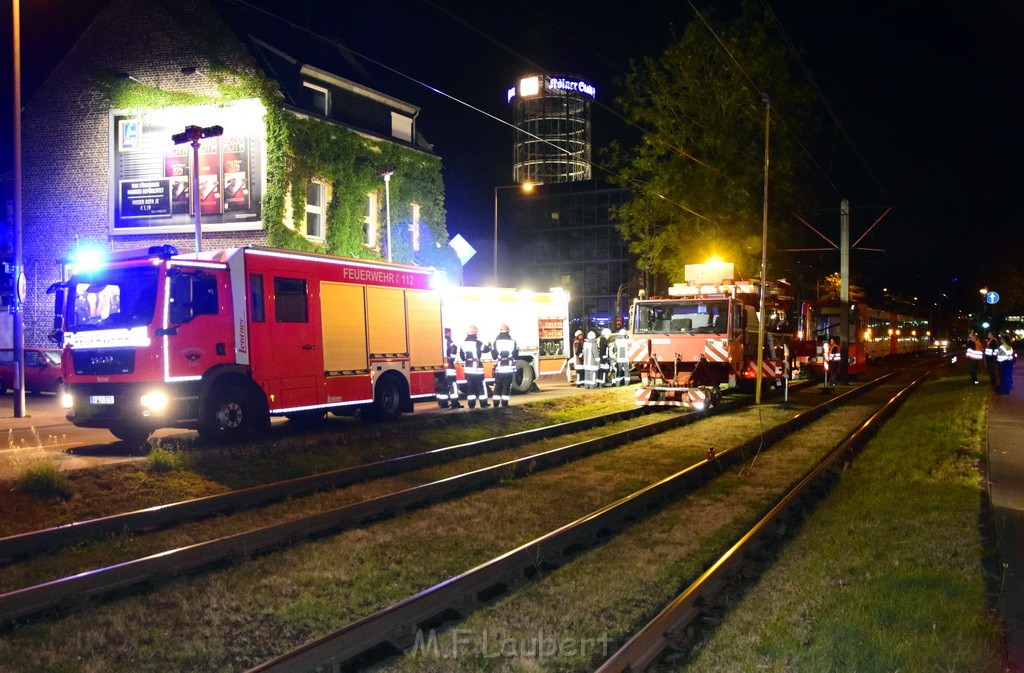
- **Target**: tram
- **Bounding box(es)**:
[793,300,931,378]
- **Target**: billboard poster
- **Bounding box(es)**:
[109,100,266,234]
[222,136,251,212]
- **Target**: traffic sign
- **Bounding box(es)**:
[986,291,1000,305]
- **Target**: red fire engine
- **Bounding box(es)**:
[52,245,444,444]
[627,261,794,408]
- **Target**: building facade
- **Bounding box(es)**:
[501,73,637,329]
[502,180,639,328]
[18,0,457,346]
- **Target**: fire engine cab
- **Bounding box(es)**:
[627,261,794,408]
[51,245,444,444]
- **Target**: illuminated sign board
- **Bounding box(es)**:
[109,100,267,234]
[508,75,596,102]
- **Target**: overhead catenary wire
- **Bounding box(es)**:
[229,0,716,223]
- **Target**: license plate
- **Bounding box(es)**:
[89,395,115,405]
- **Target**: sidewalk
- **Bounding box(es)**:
[987,357,1024,672]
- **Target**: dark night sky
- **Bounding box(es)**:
[3,0,1023,302]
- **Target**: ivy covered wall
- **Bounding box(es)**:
[95,0,462,282]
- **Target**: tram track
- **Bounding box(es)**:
[0,405,666,564]
[243,363,934,673]
[0,361,935,671]
[0,395,750,624]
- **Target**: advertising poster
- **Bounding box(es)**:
[110,101,265,234]
[222,136,251,212]
[198,138,222,216]
[164,144,191,215]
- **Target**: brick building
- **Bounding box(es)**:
[19,0,456,345]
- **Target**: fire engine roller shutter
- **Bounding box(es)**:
[366,286,408,356]
[407,290,443,368]
[321,282,368,372]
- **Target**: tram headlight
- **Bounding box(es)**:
[141,390,170,413]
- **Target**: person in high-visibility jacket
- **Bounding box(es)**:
[582,331,599,389]
[985,331,1001,389]
[997,334,1015,394]
[965,331,984,384]
[613,329,631,386]
[436,327,463,409]
[568,330,584,384]
[459,325,491,408]
[598,328,613,386]
[490,324,519,407]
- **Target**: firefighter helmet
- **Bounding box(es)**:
[601,328,612,338]
[587,331,596,339]
[574,330,583,337]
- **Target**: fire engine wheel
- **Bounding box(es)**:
[511,360,535,394]
[199,384,257,443]
[366,374,407,422]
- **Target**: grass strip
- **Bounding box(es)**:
[0,402,797,672]
[667,372,1002,672]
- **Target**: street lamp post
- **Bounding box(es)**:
[493,181,535,285]
[378,165,396,262]
[171,124,224,254]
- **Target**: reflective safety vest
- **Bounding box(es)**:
[492,336,518,374]
[615,337,629,363]
[966,340,984,360]
[984,338,998,358]
[443,336,457,376]
[460,338,487,375]
[997,343,1015,362]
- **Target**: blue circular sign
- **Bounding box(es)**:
[986,291,1000,305]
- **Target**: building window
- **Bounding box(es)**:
[303,81,330,116]
[409,203,421,252]
[364,191,379,249]
[305,180,326,241]
[391,112,413,142]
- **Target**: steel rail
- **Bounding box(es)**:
[0,406,662,563]
[593,365,937,672]
[244,372,897,673]
[0,392,761,624]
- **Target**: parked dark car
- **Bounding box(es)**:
[0,348,64,394]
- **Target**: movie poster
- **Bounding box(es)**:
[164,144,191,215]
[222,136,251,212]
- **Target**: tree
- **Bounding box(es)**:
[610,5,816,282]
[817,272,865,301]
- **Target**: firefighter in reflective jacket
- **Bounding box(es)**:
[613,329,631,386]
[460,326,491,408]
[598,328,613,386]
[436,327,462,409]
[583,331,599,389]
[491,324,519,407]
[572,330,585,386]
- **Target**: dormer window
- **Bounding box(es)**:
[391,112,413,142]
[303,81,330,116]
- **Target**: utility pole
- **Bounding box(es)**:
[755,93,770,404]
[12,0,26,417]
[839,198,850,384]
[171,124,223,255]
